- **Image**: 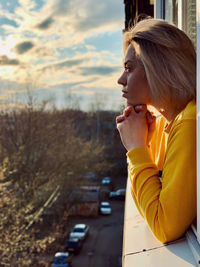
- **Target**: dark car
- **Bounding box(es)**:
[109,188,126,200]
[52,252,72,267]
[66,238,83,254]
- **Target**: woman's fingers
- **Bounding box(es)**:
[117,104,153,126]
[146,111,156,126]
[117,104,149,124]
[116,105,156,149]
[134,104,147,113]
[123,105,133,117]
[123,104,147,118]
[146,111,154,123]
[146,112,156,145]
[116,106,133,124]
[116,114,126,123]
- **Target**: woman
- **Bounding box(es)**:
[116,19,196,243]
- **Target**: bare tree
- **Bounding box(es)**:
[0,94,111,265]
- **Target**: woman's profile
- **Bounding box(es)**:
[116,18,196,243]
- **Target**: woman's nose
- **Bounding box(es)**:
[118,72,126,86]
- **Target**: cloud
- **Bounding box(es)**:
[32,46,54,59]
[38,57,88,73]
[47,78,95,90]
[14,41,35,54]
[54,59,84,70]
[51,1,71,16]
[35,16,54,30]
[0,55,20,65]
[18,0,36,10]
[0,0,124,111]
[1,0,123,53]
[80,66,120,76]
[52,0,123,32]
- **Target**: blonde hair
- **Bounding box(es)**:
[123,19,196,110]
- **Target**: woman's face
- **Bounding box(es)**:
[118,44,152,107]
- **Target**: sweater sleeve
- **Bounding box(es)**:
[127,118,196,243]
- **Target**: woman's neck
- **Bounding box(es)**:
[157,105,184,123]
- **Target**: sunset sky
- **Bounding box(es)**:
[0,0,125,111]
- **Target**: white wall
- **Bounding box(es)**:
[196,0,200,243]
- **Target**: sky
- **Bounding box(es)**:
[0,0,125,111]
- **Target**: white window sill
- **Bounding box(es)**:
[123,177,198,267]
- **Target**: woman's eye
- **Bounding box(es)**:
[125,66,131,72]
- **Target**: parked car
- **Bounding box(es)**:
[109,188,126,200]
[69,224,89,241]
[101,176,113,191]
[52,252,72,267]
[101,176,112,185]
[66,237,83,254]
[99,201,112,215]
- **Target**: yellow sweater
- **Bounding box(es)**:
[127,100,196,243]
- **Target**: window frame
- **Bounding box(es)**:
[197,0,200,243]
[154,0,165,19]
[155,0,200,244]
[177,0,187,30]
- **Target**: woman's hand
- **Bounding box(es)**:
[145,109,156,146]
[116,105,156,151]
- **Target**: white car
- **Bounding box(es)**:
[101,176,112,185]
[69,224,89,241]
[99,202,112,215]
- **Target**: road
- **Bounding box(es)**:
[70,200,125,267]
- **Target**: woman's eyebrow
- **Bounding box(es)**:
[124,60,133,66]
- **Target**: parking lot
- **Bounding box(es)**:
[67,199,125,267]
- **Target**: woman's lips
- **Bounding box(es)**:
[122,90,128,98]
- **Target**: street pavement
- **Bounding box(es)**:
[70,200,125,267]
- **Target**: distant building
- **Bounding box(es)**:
[69,187,100,217]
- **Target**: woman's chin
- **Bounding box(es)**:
[126,100,147,107]
[126,101,133,107]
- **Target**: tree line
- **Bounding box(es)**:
[0,98,126,266]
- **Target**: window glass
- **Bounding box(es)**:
[172,0,178,26]
[74,228,84,233]
[165,0,171,21]
[186,0,196,43]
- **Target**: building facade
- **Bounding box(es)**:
[123,1,200,266]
